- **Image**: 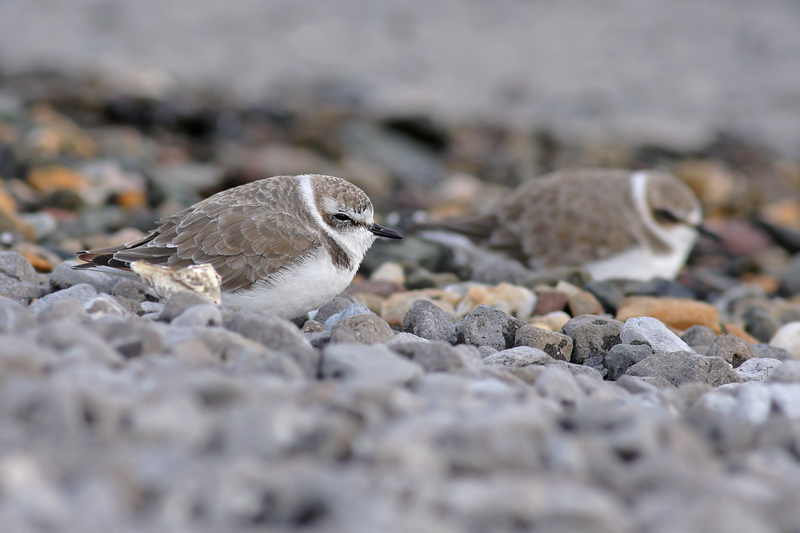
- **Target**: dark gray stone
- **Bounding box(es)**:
[455,304,524,350]
[330,313,395,344]
[159,291,216,322]
[514,324,573,361]
[706,334,757,367]
[482,346,551,367]
[323,302,373,330]
[681,325,718,348]
[626,351,742,387]
[312,295,356,324]
[605,343,654,380]
[620,316,691,353]
[742,305,779,343]
[0,297,35,334]
[632,278,695,298]
[390,340,473,372]
[50,261,117,293]
[402,299,457,343]
[560,314,623,364]
[753,343,793,361]
[320,343,424,385]
[28,284,98,314]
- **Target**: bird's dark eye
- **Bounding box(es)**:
[333,213,352,222]
[653,209,680,224]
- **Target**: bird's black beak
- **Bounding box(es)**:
[696,224,722,242]
[370,223,404,239]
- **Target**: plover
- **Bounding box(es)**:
[74,174,403,318]
[424,169,709,281]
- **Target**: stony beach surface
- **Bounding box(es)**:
[1,73,800,532]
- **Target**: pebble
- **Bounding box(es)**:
[514,324,573,361]
[605,343,654,381]
[0,251,42,301]
[769,322,800,358]
[561,314,623,365]
[381,289,459,326]
[330,313,396,345]
[753,343,793,361]
[583,280,625,314]
[323,302,373,330]
[681,325,718,348]
[0,297,36,334]
[390,341,479,372]
[767,360,800,383]
[482,346,551,367]
[320,343,424,386]
[369,262,405,285]
[705,334,757,367]
[626,351,742,387]
[28,284,98,314]
[454,304,524,351]
[620,316,692,354]
[735,358,783,382]
[554,280,605,316]
[402,299,457,343]
[49,261,117,293]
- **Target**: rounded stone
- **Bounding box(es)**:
[560,314,624,365]
[514,324,573,361]
[402,299,457,343]
[330,313,396,345]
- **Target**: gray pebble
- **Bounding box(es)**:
[706,334,757,367]
[545,360,604,381]
[742,305,779,343]
[483,346,551,367]
[681,325,717,348]
[312,295,356,324]
[0,297,35,334]
[560,314,623,365]
[159,291,216,322]
[320,343,424,385]
[735,358,783,382]
[455,304,524,350]
[84,294,131,317]
[583,280,625,314]
[110,277,151,302]
[35,319,124,366]
[50,261,116,293]
[171,304,223,328]
[535,366,584,406]
[390,340,474,372]
[330,313,395,345]
[753,343,793,362]
[0,251,41,301]
[620,316,691,354]
[402,299,457,343]
[617,374,676,393]
[605,343,654,380]
[323,302,373,330]
[87,315,164,358]
[28,284,98,314]
[514,324,573,361]
[626,351,742,387]
[478,346,498,359]
[768,360,800,383]
[386,331,431,345]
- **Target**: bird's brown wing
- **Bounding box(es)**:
[75,177,321,292]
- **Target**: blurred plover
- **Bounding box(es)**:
[74,174,403,318]
[424,169,708,281]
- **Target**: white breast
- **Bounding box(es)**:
[221,248,358,319]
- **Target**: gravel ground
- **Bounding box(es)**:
[0,73,800,532]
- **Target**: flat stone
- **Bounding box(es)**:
[402,299,457,343]
[735,358,783,382]
[626,351,742,387]
[330,313,396,344]
[561,314,623,364]
[482,346,551,367]
[455,304,524,350]
[620,316,691,354]
[320,343,424,385]
[706,334,757,367]
[514,324,573,361]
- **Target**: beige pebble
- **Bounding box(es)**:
[770,322,800,359]
[370,262,405,285]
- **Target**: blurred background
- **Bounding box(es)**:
[1,0,799,155]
